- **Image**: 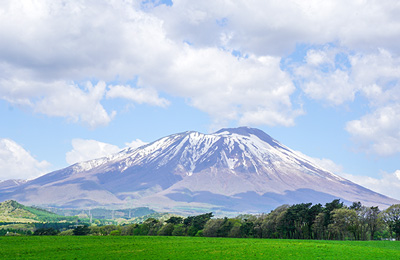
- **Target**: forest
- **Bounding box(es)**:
[16,200,400,241]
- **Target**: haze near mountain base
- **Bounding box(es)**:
[1,127,398,215]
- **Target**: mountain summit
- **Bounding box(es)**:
[1,127,398,214]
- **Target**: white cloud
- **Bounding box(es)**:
[144,46,303,127]
[0,79,115,128]
[291,46,400,156]
[346,104,400,156]
[298,151,400,200]
[154,0,400,55]
[294,150,344,174]
[0,1,174,127]
[309,157,344,175]
[305,49,332,66]
[66,139,121,165]
[0,139,50,180]
[34,81,115,128]
[293,47,358,106]
[66,138,148,165]
[341,170,400,200]
[106,85,169,108]
[343,50,400,156]
[300,69,355,106]
[125,139,148,149]
[1,0,400,133]
[350,49,400,106]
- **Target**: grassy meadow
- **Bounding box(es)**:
[1,236,399,259]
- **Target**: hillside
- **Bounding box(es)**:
[0,200,175,226]
[0,200,76,223]
[0,200,38,223]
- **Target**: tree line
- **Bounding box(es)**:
[5,200,400,240]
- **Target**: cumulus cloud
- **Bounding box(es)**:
[345,50,400,156]
[147,46,303,127]
[65,139,120,164]
[154,0,400,55]
[34,81,114,128]
[291,46,400,156]
[0,139,50,180]
[66,139,121,165]
[0,0,304,128]
[0,79,115,128]
[294,49,356,106]
[66,138,148,165]
[351,49,400,106]
[341,170,400,200]
[346,104,400,156]
[106,85,169,108]
[300,152,400,200]
[0,1,174,127]
[294,150,344,174]
[1,0,400,141]
[125,139,148,149]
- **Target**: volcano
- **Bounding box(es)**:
[1,127,398,214]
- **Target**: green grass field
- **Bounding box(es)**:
[1,236,399,259]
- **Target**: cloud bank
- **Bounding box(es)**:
[0,139,50,180]
[1,1,400,156]
[305,153,400,200]
[66,138,148,165]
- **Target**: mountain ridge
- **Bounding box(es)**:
[0,127,398,214]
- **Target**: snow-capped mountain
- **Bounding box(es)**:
[1,127,398,214]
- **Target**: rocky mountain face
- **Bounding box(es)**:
[0,127,398,214]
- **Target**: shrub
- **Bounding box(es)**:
[158,223,174,236]
[73,225,90,236]
[110,230,121,236]
[172,224,186,236]
[59,229,74,236]
[33,227,59,236]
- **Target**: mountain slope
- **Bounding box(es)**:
[1,127,398,213]
[0,180,27,193]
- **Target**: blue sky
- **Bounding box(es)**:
[1,0,400,199]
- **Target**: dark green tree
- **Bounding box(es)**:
[166,216,183,225]
[202,218,233,237]
[308,204,323,239]
[365,206,381,240]
[158,223,175,236]
[184,213,213,236]
[382,204,400,240]
[278,203,319,239]
[33,227,59,236]
[171,224,186,236]
[261,205,289,238]
[73,225,90,236]
[328,208,357,240]
[324,199,344,239]
[240,219,254,238]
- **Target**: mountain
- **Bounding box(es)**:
[1,127,398,214]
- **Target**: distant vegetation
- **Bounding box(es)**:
[0,200,175,236]
[0,200,77,223]
[48,206,156,221]
[2,199,400,241]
